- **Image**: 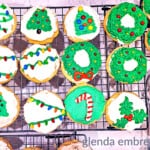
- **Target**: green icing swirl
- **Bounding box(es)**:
[62,42,101,81]
[143,0,150,14]
[109,47,147,84]
[64,85,105,125]
[106,2,148,44]
[147,30,150,45]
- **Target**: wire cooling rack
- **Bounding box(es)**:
[0,5,149,134]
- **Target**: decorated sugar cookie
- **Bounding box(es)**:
[58,140,92,150]
[0,4,17,40]
[20,44,60,83]
[104,2,147,45]
[21,7,59,44]
[106,92,148,131]
[0,87,20,128]
[64,5,100,42]
[24,90,65,134]
[0,137,13,150]
[143,0,150,19]
[145,29,150,50]
[0,45,18,84]
[24,147,42,150]
[106,47,147,84]
[61,42,101,84]
[64,84,105,125]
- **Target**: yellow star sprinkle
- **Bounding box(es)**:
[78,6,83,11]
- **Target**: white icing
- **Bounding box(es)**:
[121,14,135,28]
[21,7,58,41]
[0,4,15,39]
[107,92,147,131]
[0,141,10,150]
[0,87,19,128]
[24,90,64,134]
[0,46,17,83]
[74,50,90,67]
[20,44,60,82]
[123,59,138,71]
[64,5,100,41]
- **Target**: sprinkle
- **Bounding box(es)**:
[140,21,145,25]
[88,25,93,30]
[23,65,28,70]
[81,15,86,20]
[36,51,40,56]
[88,18,92,23]
[5,10,9,16]
[76,19,81,24]
[42,25,45,28]
[79,25,84,30]
[116,15,121,18]
[117,28,122,32]
[48,106,52,110]
[132,7,136,11]
[130,32,134,36]
[78,6,83,11]
[11,56,15,61]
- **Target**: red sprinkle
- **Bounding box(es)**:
[117,28,122,32]
[130,32,134,36]
[4,56,7,61]
[140,21,145,25]
[88,18,92,23]
[81,15,86,19]
[116,15,121,18]
[132,7,136,11]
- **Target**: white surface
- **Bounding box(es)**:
[123,59,138,71]
[121,14,135,28]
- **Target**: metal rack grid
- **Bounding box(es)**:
[0,5,149,134]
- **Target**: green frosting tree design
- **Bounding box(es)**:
[26,8,52,34]
[113,96,148,128]
[74,6,97,36]
[0,93,9,117]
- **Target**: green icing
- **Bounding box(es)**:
[27,8,52,32]
[64,85,105,125]
[0,4,7,9]
[62,42,101,82]
[0,94,9,117]
[113,118,128,128]
[106,2,148,44]
[143,0,150,14]
[147,30,150,45]
[109,47,147,84]
[74,6,97,35]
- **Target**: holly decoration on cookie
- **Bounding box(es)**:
[0,4,13,33]
[74,6,97,35]
[26,8,52,34]
[113,96,147,129]
[0,92,9,117]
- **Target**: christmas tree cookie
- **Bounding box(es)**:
[24,90,65,134]
[0,45,18,84]
[21,7,59,44]
[106,92,147,131]
[0,4,17,40]
[64,5,100,42]
[20,44,60,83]
[145,29,150,50]
[0,86,20,128]
[0,137,13,150]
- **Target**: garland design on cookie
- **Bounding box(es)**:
[62,42,101,82]
[0,92,9,117]
[143,0,150,14]
[27,8,52,34]
[28,97,66,128]
[75,93,93,121]
[0,4,13,33]
[106,2,147,44]
[113,96,148,128]
[74,6,97,35]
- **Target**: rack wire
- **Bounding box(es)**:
[0,5,149,134]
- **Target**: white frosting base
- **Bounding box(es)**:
[64,5,100,41]
[0,140,10,150]
[107,92,147,131]
[21,7,58,41]
[0,46,17,83]
[0,4,15,39]
[24,90,64,134]
[123,59,138,71]
[74,49,90,67]
[0,87,19,128]
[121,14,135,28]
[20,44,60,82]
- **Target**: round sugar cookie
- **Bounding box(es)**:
[0,4,17,40]
[0,87,20,128]
[145,29,150,50]
[20,44,60,83]
[21,7,59,44]
[143,0,150,19]
[24,90,65,134]
[64,84,105,125]
[0,137,13,150]
[64,5,100,42]
[106,92,147,131]
[0,45,18,84]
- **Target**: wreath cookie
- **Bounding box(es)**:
[0,137,13,150]
[61,42,101,84]
[24,90,65,134]
[20,44,60,83]
[0,4,17,40]
[0,45,18,84]
[143,0,150,19]
[104,2,147,45]
[145,29,150,50]
[64,84,105,125]
[64,5,100,42]
[106,47,147,84]
[106,92,147,131]
[21,7,59,44]
[0,87,20,128]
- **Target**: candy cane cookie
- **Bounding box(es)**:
[64,84,105,125]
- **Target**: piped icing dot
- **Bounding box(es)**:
[140,21,145,25]
[78,6,83,12]
[6,74,10,79]
[23,65,28,70]
[83,23,87,26]
[117,28,122,32]
[81,15,86,20]
[5,10,9,15]
[132,7,136,11]
[36,51,40,56]
[130,32,134,36]
[37,29,41,34]
[116,14,121,18]
[88,25,93,30]
[79,25,84,30]
[76,19,81,24]
[88,18,93,23]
